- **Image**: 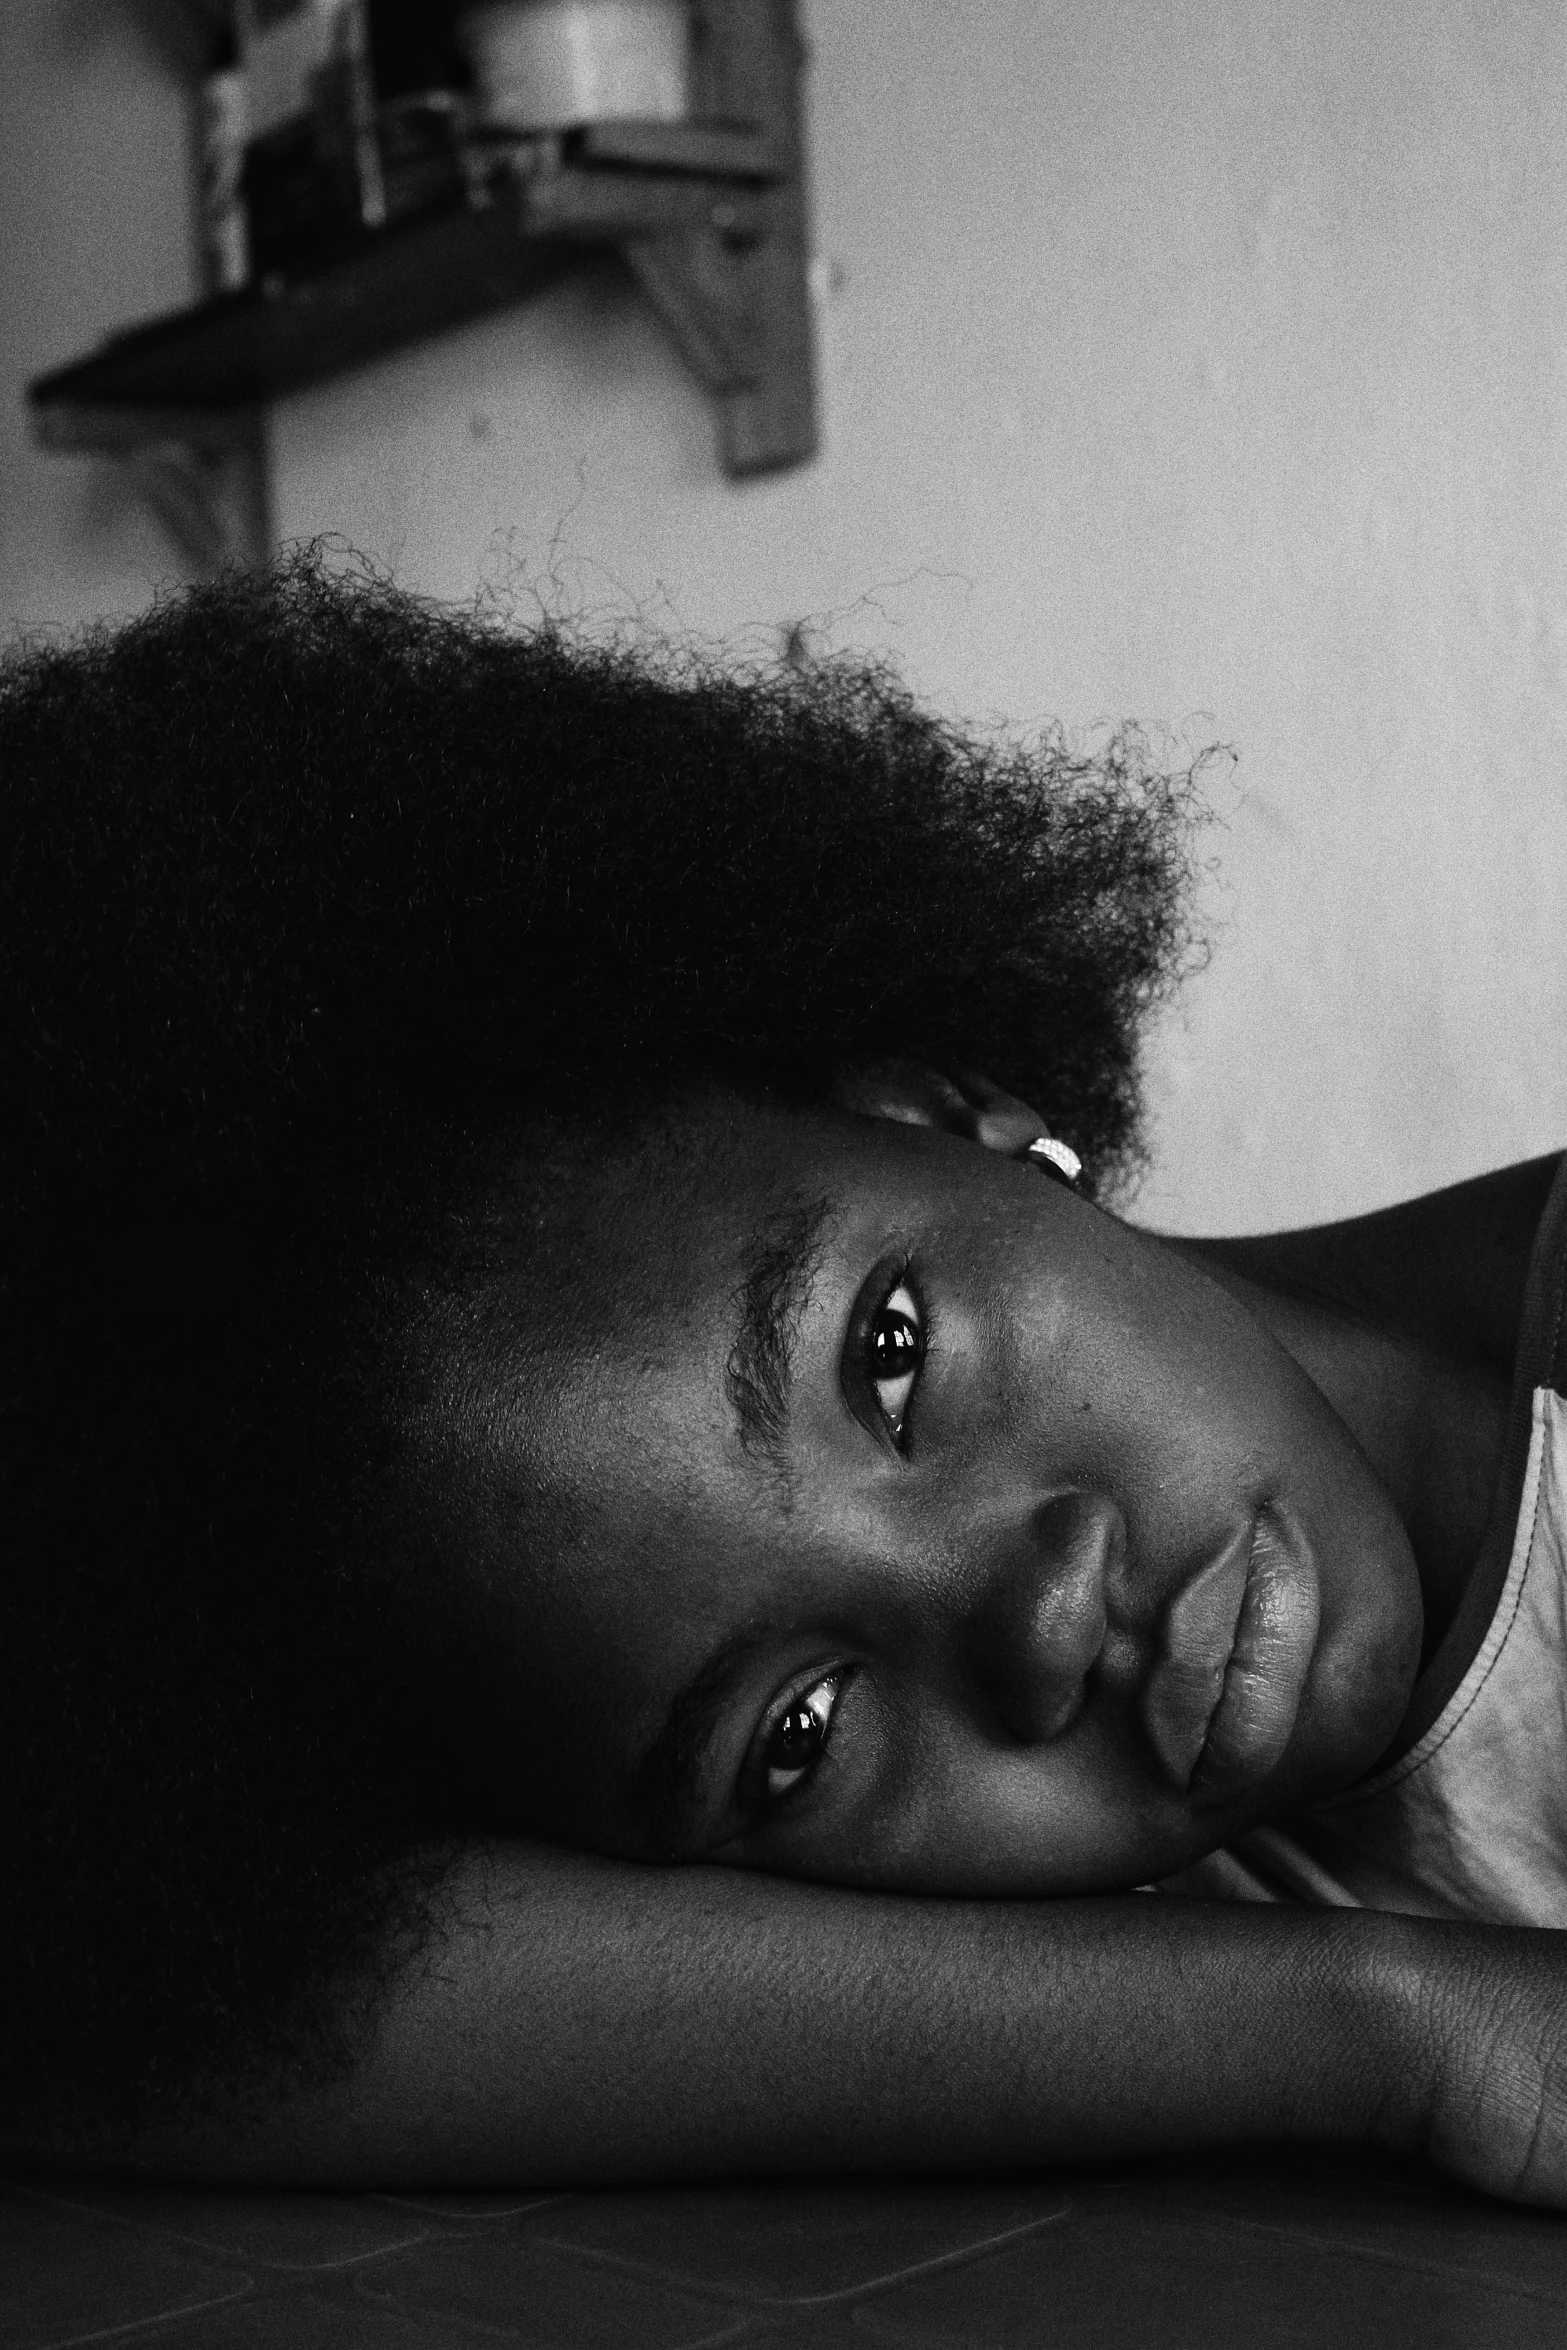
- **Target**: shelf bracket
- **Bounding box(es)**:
[32,400,271,575]
[640,0,817,475]
[625,229,761,397]
[25,4,816,551]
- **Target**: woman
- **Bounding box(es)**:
[3,558,1565,2202]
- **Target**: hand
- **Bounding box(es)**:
[1372,1920,1567,2206]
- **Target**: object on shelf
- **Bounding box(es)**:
[30,0,817,569]
[367,0,472,103]
[377,90,470,225]
[238,0,387,276]
[366,0,472,222]
[458,0,690,131]
[366,0,474,224]
[237,0,368,142]
[196,36,251,294]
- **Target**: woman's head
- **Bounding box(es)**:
[409,1064,1421,1901]
[0,555,1414,2115]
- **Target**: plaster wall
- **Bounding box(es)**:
[0,0,196,625]
[6,0,1567,1232]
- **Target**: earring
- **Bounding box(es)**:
[1026,1134,1082,1187]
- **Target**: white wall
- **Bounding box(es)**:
[7,0,1567,1233]
[0,0,199,627]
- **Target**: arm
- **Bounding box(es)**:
[17,1841,1567,2204]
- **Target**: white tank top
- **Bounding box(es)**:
[1163,1157,1567,1926]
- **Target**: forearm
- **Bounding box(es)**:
[77,1842,1427,2190]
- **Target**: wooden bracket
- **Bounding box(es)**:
[27,2,816,559]
[635,0,816,474]
[517,2,817,471]
[32,399,271,574]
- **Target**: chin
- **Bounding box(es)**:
[1293,1558,1423,1800]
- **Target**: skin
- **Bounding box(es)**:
[432,1062,1489,1900]
[12,1125,1567,2203]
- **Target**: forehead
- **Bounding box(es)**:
[434,1097,890,1839]
[475,1091,1077,1654]
[488,1091,957,1466]
[529,1098,858,1488]
[544,1091,1021,1442]
[491,1086,1078,1507]
[553,1092,912,1349]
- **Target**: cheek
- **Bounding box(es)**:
[1015,1273,1261,1506]
[861,1707,1198,1896]
[1292,1476,1423,1788]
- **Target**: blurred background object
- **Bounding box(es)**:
[195,25,249,291]
[460,0,690,132]
[25,0,813,558]
[4,0,1567,1237]
[236,0,386,274]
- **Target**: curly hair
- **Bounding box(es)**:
[0,554,1200,2130]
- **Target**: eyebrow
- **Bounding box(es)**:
[635,1192,838,1852]
[723,1189,836,1465]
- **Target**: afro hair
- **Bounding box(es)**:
[0,553,1201,2129]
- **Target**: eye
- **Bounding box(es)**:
[759,1673,843,1803]
[868,1280,924,1442]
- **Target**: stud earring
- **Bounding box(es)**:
[1026,1134,1082,1187]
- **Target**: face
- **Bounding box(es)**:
[445,1081,1423,1896]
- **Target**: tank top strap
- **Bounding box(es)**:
[1390,1150,1567,1753]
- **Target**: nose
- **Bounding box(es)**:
[965,1489,1121,1742]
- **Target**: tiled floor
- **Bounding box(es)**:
[5,2146,1567,2348]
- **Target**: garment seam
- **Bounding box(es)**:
[1314,1389,1551,1809]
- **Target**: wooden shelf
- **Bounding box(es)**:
[27,2,817,569]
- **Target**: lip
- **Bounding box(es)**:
[1141,1506,1321,1798]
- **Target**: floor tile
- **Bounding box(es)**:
[355,2234,749,2347]
[380,2192,566,2223]
[720,2325,860,2350]
[9,2152,1567,2350]
[34,2181,429,2271]
[0,2184,248,2350]
[1133,2144,1567,2300]
[533,2177,1071,2307]
[853,2202,1567,2350]
[134,2283,494,2348]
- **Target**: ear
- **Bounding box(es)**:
[826,1056,1064,1166]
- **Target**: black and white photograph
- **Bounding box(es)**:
[5,4,1567,2343]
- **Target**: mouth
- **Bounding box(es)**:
[1141,1504,1321,1799]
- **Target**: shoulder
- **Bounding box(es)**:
[1216,1151,1564,1375]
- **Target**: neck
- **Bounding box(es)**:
[1164,1153,1560,1665]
